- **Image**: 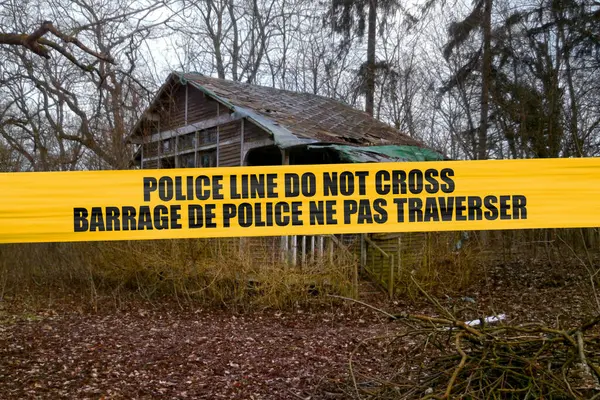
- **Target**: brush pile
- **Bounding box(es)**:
[349,313,600,399]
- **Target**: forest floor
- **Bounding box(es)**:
[0,256,597,399]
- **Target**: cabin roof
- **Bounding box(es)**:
[129,72,447,162]
[174,72,428,149]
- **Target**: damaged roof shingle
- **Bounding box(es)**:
[177,72,427,149]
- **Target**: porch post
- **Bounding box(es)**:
[280,149,291,264]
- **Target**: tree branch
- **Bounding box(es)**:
[0,21,114,71]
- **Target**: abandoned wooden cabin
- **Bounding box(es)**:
[128,72,450,293]
[129,72,444,168]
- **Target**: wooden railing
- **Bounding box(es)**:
[362,234,395,298]
[280,234,359,298]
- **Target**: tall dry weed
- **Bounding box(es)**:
[0,237,355,310]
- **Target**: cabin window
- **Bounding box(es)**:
[179,133,196,151]
[160,156,175,169]
[197,150,216,168]
[198,127,217,145]
[179,153,195,168]
[161,138,175,154]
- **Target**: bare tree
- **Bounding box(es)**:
[0,18,113,72]
[0,0,173,170]
[174,0,291,84]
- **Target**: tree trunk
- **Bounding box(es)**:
[365,0,377,116]
[478,0,492,160]
[556,7,581,157]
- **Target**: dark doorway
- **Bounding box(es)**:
[245,146,283,166]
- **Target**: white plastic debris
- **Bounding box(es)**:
[465,314,506,327]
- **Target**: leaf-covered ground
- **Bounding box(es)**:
[1,258,596,399]
[1,301,403,399]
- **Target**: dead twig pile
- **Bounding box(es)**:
[349,313,600,399]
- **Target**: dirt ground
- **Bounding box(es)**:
[1,258,597,399]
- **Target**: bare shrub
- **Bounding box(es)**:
[0,237,356,310]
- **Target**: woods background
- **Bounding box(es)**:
[1,0,600,305]
[2,0,599,171]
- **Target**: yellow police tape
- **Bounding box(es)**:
[1,158,599,243]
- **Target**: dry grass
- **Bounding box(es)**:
[2,228,597,310]
[0,238,356,311]
[389,231,484,299]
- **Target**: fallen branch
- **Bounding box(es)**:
[332,295,600,399]
[351,315,600,399]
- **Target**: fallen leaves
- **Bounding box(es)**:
[0,306,396,399]
[1,255,596,399]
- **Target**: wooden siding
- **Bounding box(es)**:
[220,143,242,166]
[143,159,158,169]
[158,84,186,131]
[219,121,242,166]
[187,87,220,124]
[142,142,159,158]
[219,121,240,142]
[244,121,271,142]
[152,85,222,132]
[138,83,279,170]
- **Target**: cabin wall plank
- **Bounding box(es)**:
[219,121,242,166]
[187,88,220,124]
